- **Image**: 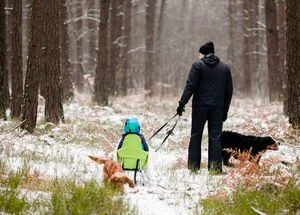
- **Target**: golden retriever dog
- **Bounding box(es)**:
[88,155,135,190]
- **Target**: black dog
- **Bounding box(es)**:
[221,131,280,166]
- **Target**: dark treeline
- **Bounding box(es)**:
[0,0,299,132]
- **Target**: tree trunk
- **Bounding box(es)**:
[242,0,259,96]
[74,1,84,92]
[60,0,74,102]
[0,0,7,120]
[67,0,78,91]
[242,0,251,95]
[94,0,109,105]
[38,0,47,99]
[11,0,23,118]
[228,0,236,67]
[119,0,131,96]
[228,0,243,95]
[156,0,166,96]
[115,0,125,96]
[256,0,268,98]
[249,0,259,95]
[286,0,300,128]
[22,0,31,77]
[174,0,186,95]
[109,0,123,95]
[4,0,11,109]
[21,0,44,132]
[265,0,282,102]
[277,0,287,113]
[44,0,64,124]
[144,0,156,96]
[84,0,97,73]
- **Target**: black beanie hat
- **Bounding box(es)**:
[199,41,214,55]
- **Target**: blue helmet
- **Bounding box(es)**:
[124,118,140,134]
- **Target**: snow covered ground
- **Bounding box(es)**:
[0,95,299,214]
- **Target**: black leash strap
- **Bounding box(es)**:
[148,113,178,141]
[154,115,180,152]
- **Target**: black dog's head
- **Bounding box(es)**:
[264,136,280,151]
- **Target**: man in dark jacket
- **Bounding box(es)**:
[177,41,233,173]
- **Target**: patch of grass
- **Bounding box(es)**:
[0,168,30,214]
[0,120,19,133]
[19,150,46,162]
[21,171,54,192]
[200,179,300,215]
[0,160,5,176]
[35,122,56,135]
[51,180,136,215]
[15,146,75,165]
[0,164,136,214]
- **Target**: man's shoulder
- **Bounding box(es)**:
[217,60,230,71]
[192,59,205,68]
[215,59,225,65]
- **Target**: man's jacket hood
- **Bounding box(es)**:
[201,54,220,66]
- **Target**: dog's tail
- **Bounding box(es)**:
[88,155,107,165]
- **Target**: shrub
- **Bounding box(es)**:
[0,169,30,214]
[201,179,300,215]
[51,180,136,215]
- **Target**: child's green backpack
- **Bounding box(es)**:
[117,134,149,183]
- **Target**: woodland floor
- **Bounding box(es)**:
[0,94,300,214]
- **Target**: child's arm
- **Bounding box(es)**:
[139,134,149,151]
[117,134,126,149]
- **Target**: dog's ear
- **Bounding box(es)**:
[124,175,135,188]
[108,176,124,191]
[108,175,119,186]
[108,175,117,183]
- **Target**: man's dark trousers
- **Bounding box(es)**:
[188,106,223,172]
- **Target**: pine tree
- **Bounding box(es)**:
[286,0,300,128]
[0,0,7,119]
[94,0,110,105]
[144,0,156,96]
[11,0,23,118]
[60,0,74,102]
[44,0,64,124]
[265,0,282,102]
[21,0,44,132]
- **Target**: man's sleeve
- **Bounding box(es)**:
[224,65,233,114]
[179,62,201,105]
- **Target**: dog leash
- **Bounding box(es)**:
[148,113,178,141]
[148,113,181,152]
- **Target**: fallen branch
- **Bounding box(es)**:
[12,119,27,131]
[250,206,267,215]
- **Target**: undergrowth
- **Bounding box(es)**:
[200,179,300,215]
[51,180,136,215]
[0,167,30,214]
[0,162,136,214]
